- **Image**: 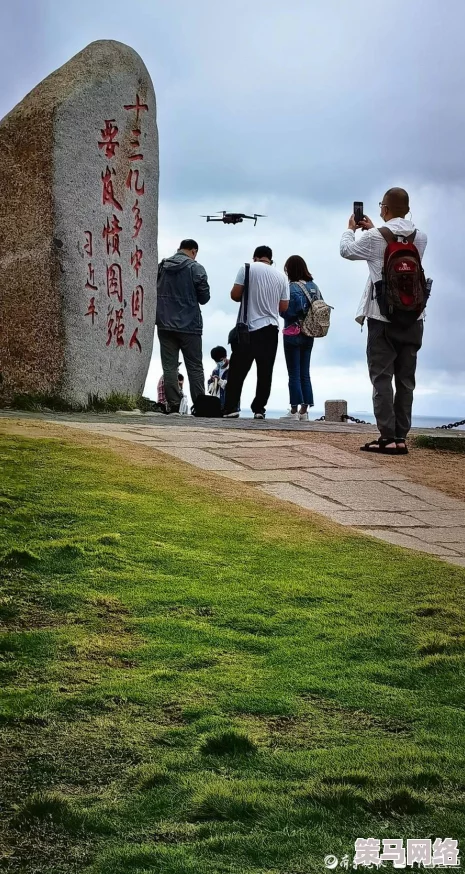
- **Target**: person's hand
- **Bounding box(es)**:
[358,215,374,231]
[348,214,357,231]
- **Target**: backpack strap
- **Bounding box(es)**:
[297,280,315,306]
[378,227,417,244]
[238,263,250,324]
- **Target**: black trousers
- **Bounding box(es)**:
[158,329,205,408]
[224,325,279,415]
[367,318,424,440]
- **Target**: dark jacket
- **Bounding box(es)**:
[156,253,210,334]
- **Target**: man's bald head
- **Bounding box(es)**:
[383,188,410,218]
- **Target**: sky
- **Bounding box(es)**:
[1,0,465,416]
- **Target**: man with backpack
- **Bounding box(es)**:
[340,188,428,455]
[156,239,210,413]
[222,246,289,420]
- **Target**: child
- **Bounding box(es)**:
[208,346,231,410]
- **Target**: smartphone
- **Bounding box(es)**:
[353,202,364,225]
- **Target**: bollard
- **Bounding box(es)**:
[324,399,348,422]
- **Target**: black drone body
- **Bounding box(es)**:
[201,211,266,227]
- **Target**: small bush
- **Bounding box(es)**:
[413,434,465,453]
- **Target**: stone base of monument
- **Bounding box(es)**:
[324,399,348,422]
[0,40,158,407]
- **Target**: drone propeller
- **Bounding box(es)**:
[254,214,266,217]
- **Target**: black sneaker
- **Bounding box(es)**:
[166,405,180,415]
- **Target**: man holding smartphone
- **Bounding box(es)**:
[340,188,427,454]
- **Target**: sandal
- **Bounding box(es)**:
[395,438,409,455]
[360,438,400,455]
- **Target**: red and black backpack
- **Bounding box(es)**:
[374,227,430,327]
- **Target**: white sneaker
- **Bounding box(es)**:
[284,410,300,421]
[223,411,240,419]
[299,412,309,421]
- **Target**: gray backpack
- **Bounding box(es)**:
[298,281,333,338]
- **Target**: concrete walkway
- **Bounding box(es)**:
[56,418,465,569]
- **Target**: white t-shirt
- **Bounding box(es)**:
[235,262,289,331]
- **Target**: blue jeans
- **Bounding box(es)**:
[283,335,314,407]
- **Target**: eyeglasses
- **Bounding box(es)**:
[379,202,387,208]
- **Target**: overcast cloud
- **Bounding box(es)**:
[1,0,464,416]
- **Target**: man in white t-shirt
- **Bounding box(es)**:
[223,246,289,419]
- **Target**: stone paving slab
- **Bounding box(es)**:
[449,544,465,556]
[295,444,377,468]
[402,527,465,543]
[220,453,336,470]
[290,476,435,512]
[315,511,428,528]
[406,510,465,527]
[310,467,408,481]
[213,469,323,482]
[383,481,465,510]
[359,529,461,557]
[151,446,244,471]
[259,483,345,515]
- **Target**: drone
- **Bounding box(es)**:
[201,211,266,226]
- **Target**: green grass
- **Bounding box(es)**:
[4,391,158,413]
[1,433,465,873]
[413,434,465,453]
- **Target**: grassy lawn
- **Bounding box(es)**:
[1,431,465,874]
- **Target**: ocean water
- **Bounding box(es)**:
[239,411,465,430]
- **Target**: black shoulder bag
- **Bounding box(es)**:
[228,263,250,346]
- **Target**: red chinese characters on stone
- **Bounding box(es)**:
[126,169,145,196]
[129,327,142,352]
[98,120,119,159]
[106,307,125,347]
[85,263,98,291]
[101,166,122,211]
[84,231,93,256]
[128,127,143,162]
[132,200,143,238]
[103,215,122,256]
[106,263,123,303]
[85,297,98,325]
[131,285,144,323]
[130,246,143,277]
[124,94,148,125]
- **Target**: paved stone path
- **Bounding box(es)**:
[54,419,465,569]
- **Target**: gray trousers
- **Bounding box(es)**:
[158,329,205,408]
[367,318,423,440]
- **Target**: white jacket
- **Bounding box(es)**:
[340,218,427,324]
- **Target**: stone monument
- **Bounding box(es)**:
[0,40,158,406]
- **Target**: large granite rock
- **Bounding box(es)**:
[0,40,158,406]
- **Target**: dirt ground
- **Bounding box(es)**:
[272,429,465,502]
[1,417,464,504]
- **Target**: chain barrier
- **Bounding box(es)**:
[316,414,464,429]
[313,414,371,425]
[435,419,465,430]
[341,414,371,425]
